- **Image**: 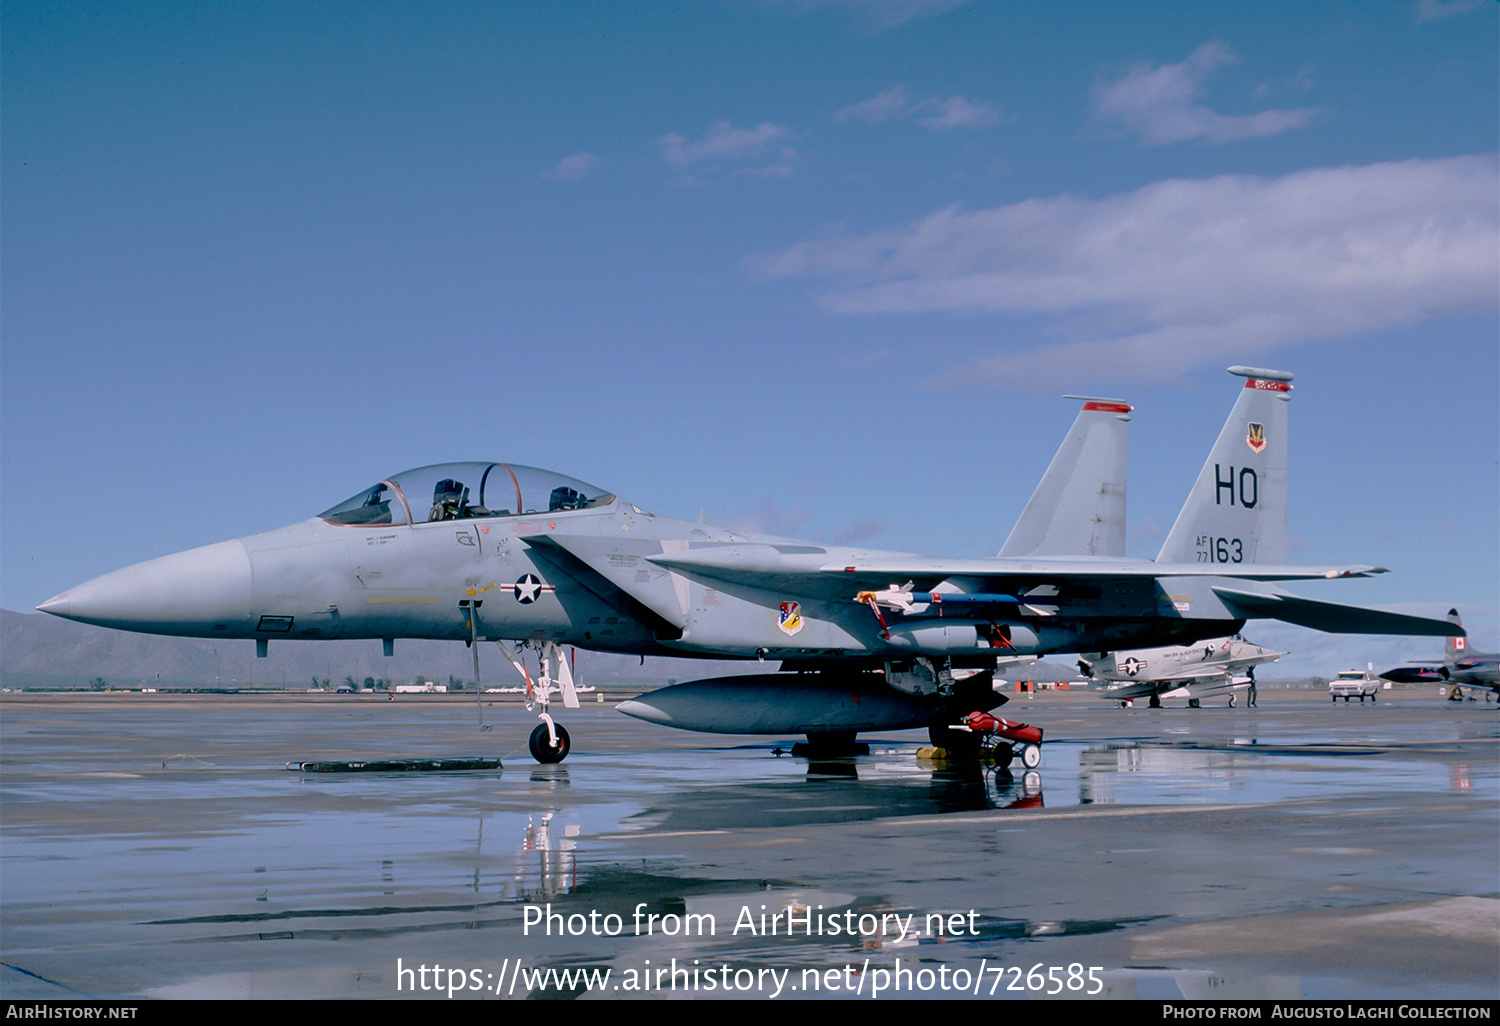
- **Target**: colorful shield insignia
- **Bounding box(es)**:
[1246,422,1266,454]
[778,601,803,636]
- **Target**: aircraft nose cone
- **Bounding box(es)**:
[37,540,254,635]
[616,697,670,726]
[36,592,71,617]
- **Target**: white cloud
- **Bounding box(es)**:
[837,85,913,124]
[918,94,1003,131]
[764,0,971,32]
[1415,0,1489,22]
[747,156,1499,386]
[837,85,1002,130]
[1093,42,1321,145]
[658,121,796,178]
[548,152,604,182]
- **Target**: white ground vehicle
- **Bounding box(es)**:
[1329,667,1381,703]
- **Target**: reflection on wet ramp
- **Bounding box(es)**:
[617,760,1043,834]
[519,811,577,901]
[1075,733,1496,805]
[3,693,1497,1000]
[1079,744,1245,804]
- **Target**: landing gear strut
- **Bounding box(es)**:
[499,640,581,763]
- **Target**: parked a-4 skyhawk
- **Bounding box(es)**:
[1079,636,1283,708]
[38,367,1460,763]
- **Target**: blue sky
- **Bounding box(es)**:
[3,0,1496,670]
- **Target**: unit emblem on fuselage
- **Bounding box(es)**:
[778,601,803,636]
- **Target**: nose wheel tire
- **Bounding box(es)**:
[529,722,571,764]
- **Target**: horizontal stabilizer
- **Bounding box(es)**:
[1211,588,1466,637]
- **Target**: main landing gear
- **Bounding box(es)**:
[499,640,581,764]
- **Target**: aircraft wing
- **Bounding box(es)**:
[1138,668,1235,684]
[1100,681,1175,700]
[531,539,1453,639]
[647,548,1386,592]
[1101,671,1247,700]
[1211,588,1466,638]
[818,557,1387,584]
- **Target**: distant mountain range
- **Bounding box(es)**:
[0,608,744,690]
[0,609,1084,690]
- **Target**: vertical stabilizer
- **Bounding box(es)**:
[1446,609,1466,662]
[1000,397,1130,557]
[1157,367,1292,565]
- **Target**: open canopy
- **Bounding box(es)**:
[319,462,615,526]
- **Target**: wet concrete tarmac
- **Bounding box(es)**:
[1,688,1495,1000]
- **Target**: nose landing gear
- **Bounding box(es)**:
[499,640,581,763]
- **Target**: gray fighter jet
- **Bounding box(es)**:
[1380,610,1498,701]
[38,367,1460,763]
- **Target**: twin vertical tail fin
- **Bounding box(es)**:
[1155,367,1462,640]
[1157,367,1292,566]
[999,397,1131,558]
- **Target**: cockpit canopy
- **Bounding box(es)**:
[319,462,615,526]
